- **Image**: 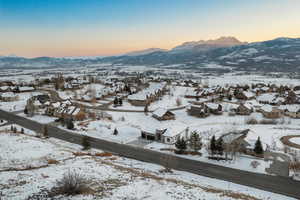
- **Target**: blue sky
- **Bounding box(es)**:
[0,0,299,57]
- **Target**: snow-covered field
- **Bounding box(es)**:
[0,91,43,112]
[0,127,295,200]
[18,113,57,124]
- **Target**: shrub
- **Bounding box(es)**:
[75,111,86,121]
[119,116,125,122]
[113,128,118,135]
[48,159,59,165]
[42,125,48,138]
[245,117,258,125]
[175,137,187,154]
[250,161,260,169]
[66,119,74,130]
[259,119,278,125]
[176,98,182,106]
[54,170,91,196]
[94,152,113,157]
[81,136,90,150]
[290,161,300,174]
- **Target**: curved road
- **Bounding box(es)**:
[0,109,299,199]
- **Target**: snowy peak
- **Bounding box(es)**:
[206,36,245,46]
[172,36,246,52]
[125,48,167,56]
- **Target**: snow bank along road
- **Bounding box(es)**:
[0,109,300,199]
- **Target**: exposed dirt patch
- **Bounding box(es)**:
[280,135,300,149]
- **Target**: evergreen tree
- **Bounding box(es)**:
[81,136,90,150]
[210,135,217,155]
[66,119,74,130]
[21,128,24,134]
[189,131,202,152]
[43,125,49,138]
[10,125,13,132]
[24,107,28,115]
[113,128,118,135]
[113,97,119,106]
[118,98,123,106]
[144,104,149,113]
[216,138,224,155]
[175,137,187,154]
[254,137,263,155]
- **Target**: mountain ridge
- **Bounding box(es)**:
[1,36,300,72]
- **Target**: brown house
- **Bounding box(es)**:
[187,105,209,118]
[204,103,223,115]
[259,105,282,119]
[152,108,175,121]
[235,103,253,115]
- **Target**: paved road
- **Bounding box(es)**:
[0,109,300,199]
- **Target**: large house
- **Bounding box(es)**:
[234,103,254,115]
[0,92,18,102]
[128,82,166,106]
[278,105,300,119]
[218,129,251,153]
[152,108,175,121]
[257,93,284,105]
[187,105,209,118]
[141,122,188,144]
[205,102,223,115]
[235,91,255,100]
[258,105,282,119]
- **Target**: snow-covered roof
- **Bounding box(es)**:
[279,104,300,112]
[0,86,10,90]
[260,104,273,112]
[205,102,220,110]
[52,102,61,108]
[162,122,188,137]
[72,107,81,115]
[257,93,277,103]
[19,86,34,91]
[128,82,166,101]
[153,107,168,117]
[1,92,16,98]
[243,102,253,110]
[243,91,255,98]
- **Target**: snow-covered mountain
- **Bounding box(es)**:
[60,56,104,60]
[125,48,167,56]
[171,37,247,53]
[1,37,300,72]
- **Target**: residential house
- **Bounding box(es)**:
[257,93,284,105]
[14,86,35,93]
[278,105,300,119]
[141,122,189,144]
[258,105,282,119]
[218,129,251,154]
[0,92,18,102]
[0,86,12,93]
[235,91,255,100]
[235,103,254,115]
[152,108,175,121]
[205,102,223,115]
[187,105,209,118]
